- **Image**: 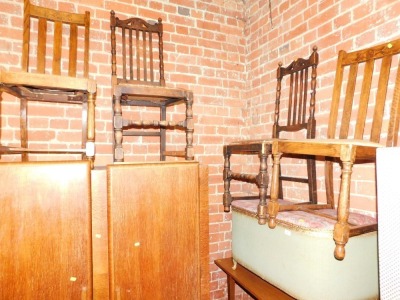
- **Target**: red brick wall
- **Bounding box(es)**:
[1,0,400,299]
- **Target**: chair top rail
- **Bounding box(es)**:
[30,4,88,25]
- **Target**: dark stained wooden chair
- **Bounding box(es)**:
[268,39,400,260]
[0,0,96,166]
[110,11,194,162]
[223,47,319,225]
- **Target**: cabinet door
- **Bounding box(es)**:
[0,161,92,300]
[107,162,208,299]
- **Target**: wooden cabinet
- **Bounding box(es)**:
[1,161,209,299]
[0,161,93,300]
[106,162,209,300]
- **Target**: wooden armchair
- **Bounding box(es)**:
[110,11,194,162]
[268,39,400,260]
[0,0,96,166]
[223,47,319,225]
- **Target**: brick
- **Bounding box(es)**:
[0,2,21,15]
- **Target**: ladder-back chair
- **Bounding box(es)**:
[0,0,96,166]
[110,11,194,162]
[268,39,400,260]
[223,47,319,225]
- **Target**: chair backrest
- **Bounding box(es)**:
[273,47,319,203]
[273,46,319,140]
[328,40,400,144]
[110,11,165,87]
[22,0,90,78]
[325,39,400,202]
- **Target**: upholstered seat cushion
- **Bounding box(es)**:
[233,199,376,233]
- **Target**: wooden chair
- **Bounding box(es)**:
[110,11,194,162]
[223,47,319,225]
[268,39,400,260]
[0,0,96,166]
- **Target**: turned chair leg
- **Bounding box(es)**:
[113,94,124,162]
[86,92,95,168]
[185,91,194,160]
[333,160,353,260]
[307,156,318,204]
[268,151,282,229]
[20,98,28,161]
[257,152,269,225]
[81,101,88,161]
[223,149,232,212]
[160,105,166,161]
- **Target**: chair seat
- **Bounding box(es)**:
[226,138,275,154]
[115,83,190,102]
[0,69,96,93]
[229,138,274,145]
[273,138,382,160]
[228,137,362,146]
[0,145,88,154]
[279,138,382,146]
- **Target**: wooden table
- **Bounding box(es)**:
[215,258,295,300]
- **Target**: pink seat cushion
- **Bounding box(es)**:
[232,199,377,231]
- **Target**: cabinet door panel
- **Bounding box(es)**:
[0,161,92,300]
[107,162,201,299]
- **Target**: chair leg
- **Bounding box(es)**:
[223,149,232,212]
[0,92,2,158]
[278,166,284,200]
[333,160,353,261]
[20,98,28,161]
[160,105,166,161]
[185,91,194,160]
[81,101,88,160]
[113,94,124,162]
[86,92,95,168]
[307,156,318,204]
[257,152,268,225]
[268,151,282,229]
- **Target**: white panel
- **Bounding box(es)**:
[377,147,400,299]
